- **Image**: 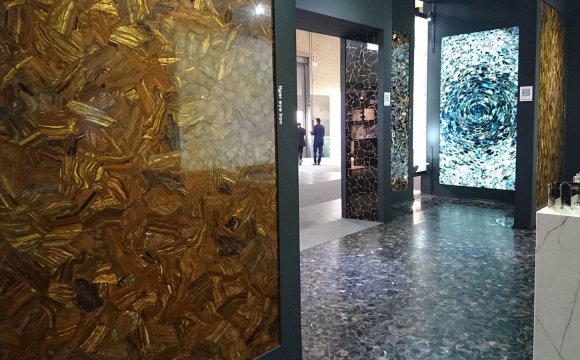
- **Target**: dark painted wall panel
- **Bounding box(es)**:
[562,1,580,181]
[427,0,518,33]
[296,0,388,29]
[393,0,414,33]
[378,27,394,221]
[266,0,303,358]
[296,9,381,38]
[513,0,541,229]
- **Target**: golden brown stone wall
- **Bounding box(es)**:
[537,2,565,207]
[0,1,278,358]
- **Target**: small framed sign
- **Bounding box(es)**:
[384,92,391,107]
[519,86,533,102]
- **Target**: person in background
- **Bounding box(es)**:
[297,122,306,165]
[310,117,325,165]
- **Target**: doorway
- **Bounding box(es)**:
[296,30,380,251]
[296,56,311,158]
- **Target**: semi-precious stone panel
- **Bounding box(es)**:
[345,39,379,221]
[536,3,565,207]
[0,1,279,359]
[391,32,411,192]
[439,27,519,190]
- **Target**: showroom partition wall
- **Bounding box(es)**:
[0,0,301,359]
[423,0,574,229]
[563,1,580,181]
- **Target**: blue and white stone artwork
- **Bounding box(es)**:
[439,27,519,190]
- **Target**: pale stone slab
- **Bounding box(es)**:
[534,207,580,359]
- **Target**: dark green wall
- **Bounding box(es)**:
[562,1,580,180]
[296,0,389,29]
[514,0,541,229]
[263,1,301,359]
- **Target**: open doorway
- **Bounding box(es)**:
[296,31,341,164]
[296,30,380,251]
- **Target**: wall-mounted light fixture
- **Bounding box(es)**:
[415,9,432,22]
[418,0,437,52]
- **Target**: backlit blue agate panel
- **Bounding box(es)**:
[439,27,519,190]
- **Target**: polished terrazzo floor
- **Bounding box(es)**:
[301,195,535,360]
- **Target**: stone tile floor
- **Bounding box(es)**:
[301,196,535,359]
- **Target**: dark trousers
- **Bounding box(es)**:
[298,146,304,160]
[313,142,323,164]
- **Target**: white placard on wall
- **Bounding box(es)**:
[384,92,391,107]
[520,86,533,102]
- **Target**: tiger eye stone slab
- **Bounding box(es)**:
[536,3,565,207]
[0,1,279,359]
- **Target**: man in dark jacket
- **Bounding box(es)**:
[310,117,325,165]
[297,123,306,165]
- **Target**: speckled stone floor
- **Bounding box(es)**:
[300,195,535,360]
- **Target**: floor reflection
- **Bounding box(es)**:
[301,196,535,359]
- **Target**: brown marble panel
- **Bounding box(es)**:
[536,2,565,207]
[0,1,278,359]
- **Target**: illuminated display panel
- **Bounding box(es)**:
[440,27,519,190]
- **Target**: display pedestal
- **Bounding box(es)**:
[534,207,580,359]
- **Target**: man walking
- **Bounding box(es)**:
[310,117,325,165]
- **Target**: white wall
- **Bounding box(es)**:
[413,17,429,172]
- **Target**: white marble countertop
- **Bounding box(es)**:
[537,205,580,218]
[534,208,580,359]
